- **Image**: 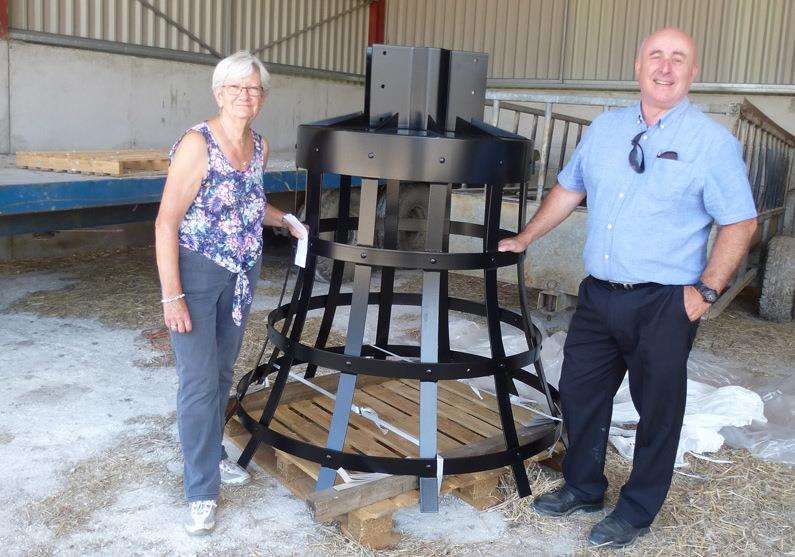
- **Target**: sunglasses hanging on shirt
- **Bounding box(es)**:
[628,131,645,173]
[629,131,680,173]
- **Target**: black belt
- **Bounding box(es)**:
[590,276,662,291]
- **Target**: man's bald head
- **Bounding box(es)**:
[635,27,699,115]
[637,27,698,66]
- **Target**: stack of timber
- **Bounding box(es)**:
[227,372,563,549]
[16,149,169,176]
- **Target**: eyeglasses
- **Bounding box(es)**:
[628,131,645,173]
[223,85,265,98]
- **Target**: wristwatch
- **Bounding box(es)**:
[694,280,719,304]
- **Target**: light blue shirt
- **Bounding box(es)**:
[558,97,757,285]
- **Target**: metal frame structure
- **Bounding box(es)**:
[235,45,560,512]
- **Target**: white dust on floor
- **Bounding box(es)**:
[0,272,323,556]
[1,270,555,556]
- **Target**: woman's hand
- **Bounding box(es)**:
[285,220,309,240]
[163,298,192,333]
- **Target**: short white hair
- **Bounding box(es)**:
[212,51,271,92]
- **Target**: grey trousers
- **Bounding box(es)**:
[170,246,261,502]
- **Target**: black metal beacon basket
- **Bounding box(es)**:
[235,44,561,512]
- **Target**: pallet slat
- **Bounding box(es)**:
[15,149,169,176]
[229,376,561,549]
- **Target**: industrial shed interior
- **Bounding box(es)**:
[0,1,792,555]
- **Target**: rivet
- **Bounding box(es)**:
[346,360,352,366]
[360,252,367,259]
[425,368,432,375]
[499,160,504,165]
[426,464,432,469]
[314,147,319,152]
[380,83,385,89]
[471,90,475,95]
[326,454,332,460]
[438,156,446,163]
[368,152,375,159]
[430,258,437,264]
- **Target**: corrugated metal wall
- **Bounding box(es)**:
[10,0,225,54]
[229,0,368,74]
[386,0,795,85]
[9,0,369,74]
[385,0,567,80]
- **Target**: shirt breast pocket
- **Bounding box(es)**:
[645,159,698,203]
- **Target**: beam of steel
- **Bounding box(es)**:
[251,0,373,58]
[133,0,222,59]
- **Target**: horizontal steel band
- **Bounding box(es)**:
[297,126,530,183]
[311,238,519,270]
[267,293,540,380]
[236,392,559,476]
[317,217,514,239]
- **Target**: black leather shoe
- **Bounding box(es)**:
[588,513,650,548]
[532,486,604,517]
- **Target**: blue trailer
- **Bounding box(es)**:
[0,160,308,236]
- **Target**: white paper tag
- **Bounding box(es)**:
[436,455,444,495]
[282,213,308,268]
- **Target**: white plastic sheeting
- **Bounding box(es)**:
[448,320,782,467]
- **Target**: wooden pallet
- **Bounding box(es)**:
[15,149,169,176]
[226,372,562,549]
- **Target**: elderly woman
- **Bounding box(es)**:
[155,51,304,535]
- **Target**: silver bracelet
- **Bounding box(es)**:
[161,293,185,304]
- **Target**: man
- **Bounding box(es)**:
[499,28,757,548]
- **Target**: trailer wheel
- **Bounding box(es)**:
[308,188,361,282]
[759,234,795,322]
[398,183,430,251]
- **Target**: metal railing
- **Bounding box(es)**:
[733,100,795,219]
[485,91,743,202]
[481,92,795,317]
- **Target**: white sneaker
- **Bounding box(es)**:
[184,500,216,536]
[219,458,251,485]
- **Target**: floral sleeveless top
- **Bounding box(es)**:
[170,122,267,326]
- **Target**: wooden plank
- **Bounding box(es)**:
[242,373,394,413]
[289,399,401,458]
[453,468,505,510]
[340,491,419,550]
[437,379,542,425]
[435,379,537,425]
[15,149,169,176]
[440,421,557,459]
[312,395,421,458]
[383,380,503,438]
[432,382,505,427]
[308,474,418,523]
[359,384,477,448]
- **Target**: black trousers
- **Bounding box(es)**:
[560,276,698,528]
